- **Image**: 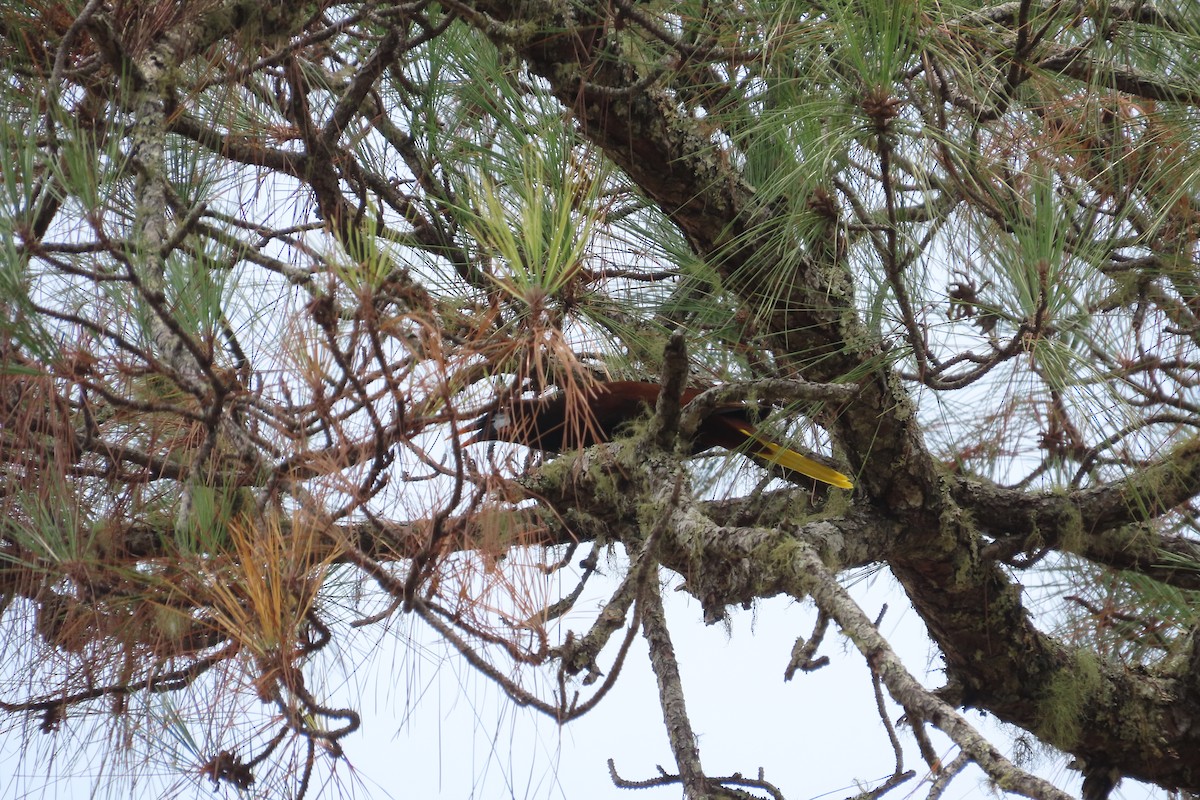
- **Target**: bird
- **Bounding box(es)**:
[466,380,853,489]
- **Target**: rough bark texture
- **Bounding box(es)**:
[4,1,1200,797]
[466,0,1200,791]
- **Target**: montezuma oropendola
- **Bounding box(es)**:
[466,381,853,489]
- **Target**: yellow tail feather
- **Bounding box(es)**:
[729,422,854,489]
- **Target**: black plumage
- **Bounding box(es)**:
[467,381,853,489]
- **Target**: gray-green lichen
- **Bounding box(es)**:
[1036,648,1107,749]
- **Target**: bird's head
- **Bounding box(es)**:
[462,406,514,447]
[462,394,569,452]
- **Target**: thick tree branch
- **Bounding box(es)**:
[792,543,1073,800]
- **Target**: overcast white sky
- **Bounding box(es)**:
[0,67,1175,800]
[3,558,1165,800]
